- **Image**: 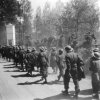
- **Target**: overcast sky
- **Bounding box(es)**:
[29,0,100,11]
[29,0,69,11]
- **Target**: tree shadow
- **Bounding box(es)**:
[17,79,43,85]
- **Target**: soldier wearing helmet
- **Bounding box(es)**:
[56,48,65,81]
[89,48,100,99]
[62,45,84,98]
[37,46,49,83]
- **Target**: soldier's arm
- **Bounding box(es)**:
[89,57,94,71]
[77,55,84,67]
[65,56,71,70]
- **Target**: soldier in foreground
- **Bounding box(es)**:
[62,45,84,98]
[89,48,100,99]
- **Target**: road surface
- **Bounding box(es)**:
[0,58,98,100]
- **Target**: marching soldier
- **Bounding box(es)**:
[62,45,84,98]
[89,48,100,99]
[24,49,30,72]
[30,47,37,72]
[25,49,34,76]
[18,47,25,71]
[49,47,58,73]
[14,46,19,67]
[38,46,49,83]
[56,49,65,81]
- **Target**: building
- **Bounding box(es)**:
[6,24,16,46]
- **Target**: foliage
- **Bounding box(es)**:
[16,0,33,46]
[33,1,64,42]
[33,0,100,52]
[61,0,99,48]
[0,0,21,24]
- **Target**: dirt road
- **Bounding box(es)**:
[0,58,96,100]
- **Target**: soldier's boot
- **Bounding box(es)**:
[74,89,80,98]
[20,63,24,71]
[26,70,31,76]
[93,93,99,99]
[62,90,70,96]
[8,59,11,62]
[27,69,32,76]
[30,71,32,76]
[43,77,47,84]
[25,65,28,71]
[57,75,61,81]
[15,63,17,67]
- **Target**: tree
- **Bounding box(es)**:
[0,0,22,45]
[16,0,33,46]
[61,0,99,48]
[33,6,42,41]
[33,1,65,48]
[0,0,21,24]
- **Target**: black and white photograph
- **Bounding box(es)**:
[0,0,100,100]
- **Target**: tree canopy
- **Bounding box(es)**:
[0,0,21,24]
[61,0,99,48]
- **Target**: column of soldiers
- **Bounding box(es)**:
[0,45,100,99]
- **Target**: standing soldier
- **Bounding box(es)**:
[56,49,65,81]
[14,46,19,67]
[62,45,84,98]
[49,47,58,73]
[25,49,35,76]
[89,48,100,99]
[38,47,49,84]
[30,47,37,71]
[18,47,25,71]
[24,49,30,72]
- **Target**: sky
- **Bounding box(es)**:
[29,0,69,11]
[29,0,100,13]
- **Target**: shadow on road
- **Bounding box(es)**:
[80,89,92,95]
[0,61,7,63]
[4,69,22,72]
[3,64,15,66]
[47,80,63,85]
[17,79,43,85]
[3,66,15,68]
[17,79,64,85]
[34,92,92,100]
[12,73,41,78]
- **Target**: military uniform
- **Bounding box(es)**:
[18,48,25,71]
[31,47,38,71]
[14,46,20,67]
[56,49,65,81]
[63,45,84,97]
[25,50,35,76]
[24,49,30,72]
[89,48,100,99]
[38,47,49,83]
[50,47,58,73]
